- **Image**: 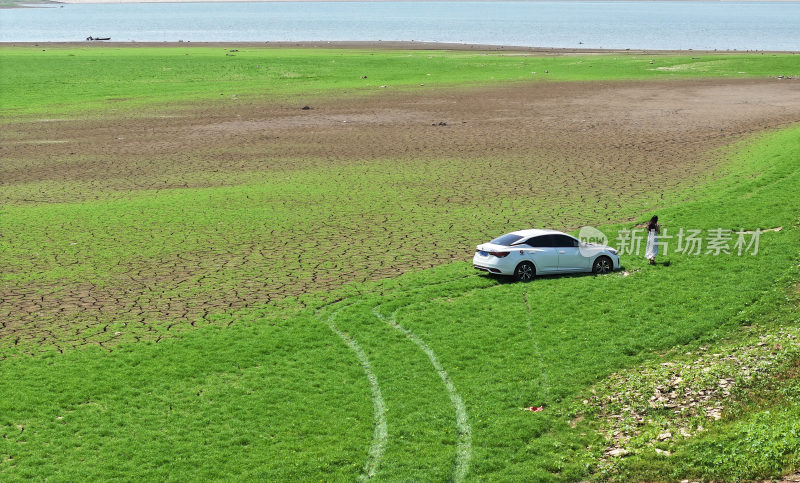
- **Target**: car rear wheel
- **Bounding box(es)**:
[514,262,536,282]
[592,256,612,275]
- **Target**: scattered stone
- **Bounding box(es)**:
[301,106,311,110]
[606,448,629,457]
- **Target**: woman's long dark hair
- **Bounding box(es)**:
[646,215,659,232]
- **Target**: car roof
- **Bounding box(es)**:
[509,229,569,239]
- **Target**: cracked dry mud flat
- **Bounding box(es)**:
[2,78,800,354]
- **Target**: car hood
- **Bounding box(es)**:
[580,243,617,253]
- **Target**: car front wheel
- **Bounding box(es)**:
[514,262,536,282]
[592,256,612,275]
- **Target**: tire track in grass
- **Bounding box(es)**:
[323,305,388,481]
[318,274,487,480]
[372,306,473,483]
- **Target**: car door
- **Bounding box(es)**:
[554,234,588,272]
[524,235,558,272]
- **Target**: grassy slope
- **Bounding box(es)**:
[1,123,799,480]
[1,47,799,117]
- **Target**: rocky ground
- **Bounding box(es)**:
[582,325,800,478]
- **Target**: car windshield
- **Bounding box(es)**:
[489,233,524,246]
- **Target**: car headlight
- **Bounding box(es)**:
[608,248,618,255]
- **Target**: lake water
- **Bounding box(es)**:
[1,1,799,50]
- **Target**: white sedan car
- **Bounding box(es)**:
[473,229,620,282]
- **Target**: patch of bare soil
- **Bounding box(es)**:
[2,78,800,353]
[4,78,800,199]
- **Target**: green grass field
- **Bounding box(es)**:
[1,48,800,480]
[2,46,799,117]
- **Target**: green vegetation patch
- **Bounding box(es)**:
[678,400,800,480]
[0,311,374,480]
[1,47,798,116]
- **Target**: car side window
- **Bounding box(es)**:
[553,235,579,247]
[525,235,552,248]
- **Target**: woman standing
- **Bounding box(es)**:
[645,215,660,265]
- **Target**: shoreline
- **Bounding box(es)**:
[5,0,800,7]
[27,0,800,3]
[2,41,799,54]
